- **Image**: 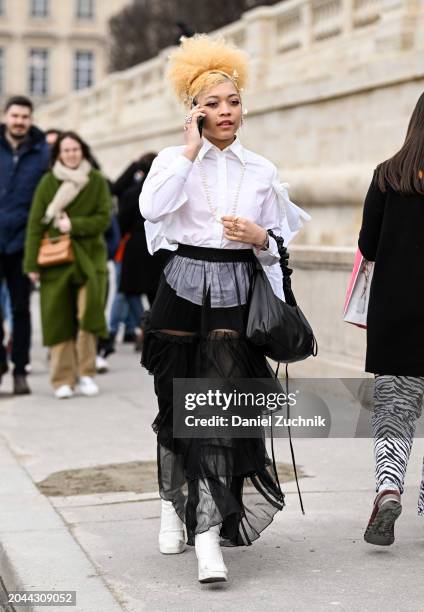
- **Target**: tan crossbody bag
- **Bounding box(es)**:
[37,234,74,267]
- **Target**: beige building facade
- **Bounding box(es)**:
[0,0,129,105]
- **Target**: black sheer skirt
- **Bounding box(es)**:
[141,244,285,546]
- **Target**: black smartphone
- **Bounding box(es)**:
[192,101,204,136]
[197,116,204,137]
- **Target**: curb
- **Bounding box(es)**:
[0,437,124,612]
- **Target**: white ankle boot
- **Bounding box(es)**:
[158,500,186,554]
[195,525,228,583]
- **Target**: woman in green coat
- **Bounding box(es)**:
[24,131,111,399]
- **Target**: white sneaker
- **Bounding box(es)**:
[54,384,74,399]
[158,500,186,554]
[195,525,228,583]
[75,376,99,397]
[95,355,109,374]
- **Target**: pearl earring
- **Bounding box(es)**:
[243,108,248,116]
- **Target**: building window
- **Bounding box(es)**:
[74,51,94,90]
[28,49,49,96]
[76,0,94,19]
[0,49,3,95]
[30,0,49,18]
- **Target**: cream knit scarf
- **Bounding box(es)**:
[42,159,92,225]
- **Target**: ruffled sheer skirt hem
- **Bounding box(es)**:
[162,470,285,547]
[143,321,285,547]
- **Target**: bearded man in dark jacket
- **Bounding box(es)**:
[0,96,49,394]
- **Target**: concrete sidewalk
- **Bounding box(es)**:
[0,304,424,610]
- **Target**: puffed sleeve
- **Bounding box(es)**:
[139,147,192,222]
[255,165,311,266]
[140,147,193,254]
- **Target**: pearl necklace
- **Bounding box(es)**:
[197,156,246,222]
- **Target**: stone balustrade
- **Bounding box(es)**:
[37,0,407,134]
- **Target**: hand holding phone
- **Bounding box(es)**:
[183,104,206,160]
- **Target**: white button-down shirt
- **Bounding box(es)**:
[139,137,310,299]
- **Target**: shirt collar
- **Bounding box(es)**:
[198,136,245,165]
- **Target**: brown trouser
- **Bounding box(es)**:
[50,286,96,389]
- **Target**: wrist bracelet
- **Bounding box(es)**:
[256,233,269,250]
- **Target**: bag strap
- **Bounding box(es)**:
[267,229,297,307]
[270,362,305,515]
[266,230,306,513]
[284,363,305,514]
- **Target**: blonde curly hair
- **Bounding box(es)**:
[167,34,248,107]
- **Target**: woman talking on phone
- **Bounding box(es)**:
[139,34,310,584]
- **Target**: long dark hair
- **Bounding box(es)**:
[376,93,424,195]
[50,131,94,169]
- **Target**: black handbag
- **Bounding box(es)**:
[246,230,317,363]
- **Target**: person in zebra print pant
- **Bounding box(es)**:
[358,92,424,546]
[366,375,424,544]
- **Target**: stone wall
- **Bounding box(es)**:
[288,246,367,377]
